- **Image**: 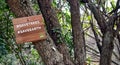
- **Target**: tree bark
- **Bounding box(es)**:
[6,0,65,65]
[68,0,86,65]
[100,15,116,65]
[37,0,74,65]
[33,35,64,65]
[100,31,114,65]
[6,0,36,17]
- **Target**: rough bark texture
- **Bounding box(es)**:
[6,0,65,65]
[6,0,36,17]
[68,0,86,65]
[100,15,116,65]
[100,31,114,65]
[33,35,64,65]
[37,0,74,65]
[37,0,64,46]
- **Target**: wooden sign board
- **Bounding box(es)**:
[12,15,47,44]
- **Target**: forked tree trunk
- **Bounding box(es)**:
[88,3,115,65]
[6,0,65,65]
[100,16,116,65]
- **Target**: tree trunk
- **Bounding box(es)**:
[37,0,74,65]
[6,0,65,65]
[33,35,64,65]
[100,16,116,65]
[68,0,86,65]
[100,31,114,65]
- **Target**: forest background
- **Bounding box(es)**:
[0,0,120,65]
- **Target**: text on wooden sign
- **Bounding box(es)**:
[12,15,47,44]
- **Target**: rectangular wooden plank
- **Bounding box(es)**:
[12,15,47,44]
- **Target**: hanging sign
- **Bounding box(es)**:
[12,15,47,44]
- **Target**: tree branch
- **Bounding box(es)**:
[109,0,120,14]
[88,3,107,34]
[90,19,102,53]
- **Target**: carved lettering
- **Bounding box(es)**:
[12,15,47,43]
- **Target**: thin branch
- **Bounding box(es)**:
[109,0,120,14]
[90,18,102,53]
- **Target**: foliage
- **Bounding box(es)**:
[0,0,43,65]
[0,0,119,65]
[0,0,13,58]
